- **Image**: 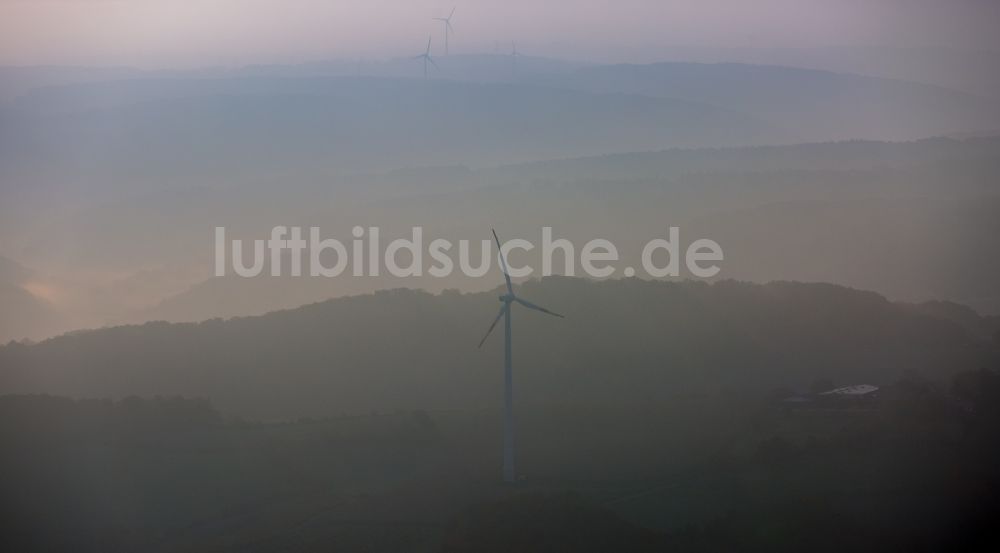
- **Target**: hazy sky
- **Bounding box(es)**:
[1,0,999,67]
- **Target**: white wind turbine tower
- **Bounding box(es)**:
[413,36,438,78]
[478,229,564,483]
[433,7,456,56]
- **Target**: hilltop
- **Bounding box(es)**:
[2,278,996,419]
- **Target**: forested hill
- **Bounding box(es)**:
[2,278,997,420]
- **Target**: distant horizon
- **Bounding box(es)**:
[2,42,999,72]
[3,1,1000,66]
[5,44,1000,103]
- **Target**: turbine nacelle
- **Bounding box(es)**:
[433,7,456,56]
[412,35,437,78]
[478,228,564,349]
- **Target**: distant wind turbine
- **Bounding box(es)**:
[433,7,456,56]
[478,229,564,483]
[413,36,438,78]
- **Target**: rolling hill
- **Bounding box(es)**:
[2,278,996,420]
[538,62,1000,141]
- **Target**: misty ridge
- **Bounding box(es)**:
[3,276,1000,551]
[2,278,998,420]
[2,131,1000,342]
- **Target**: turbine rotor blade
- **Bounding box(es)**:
[449,7,456,19]
[427,56,439,70]
[492,228,514,296]
[514,297,564,318]
[426,36,432,54]
[478,306,506,348]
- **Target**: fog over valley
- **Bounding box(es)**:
[2,2,1000,551]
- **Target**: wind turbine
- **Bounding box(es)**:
[433,7,456,56]
[478,229,564,483]
[413,36,438,78]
